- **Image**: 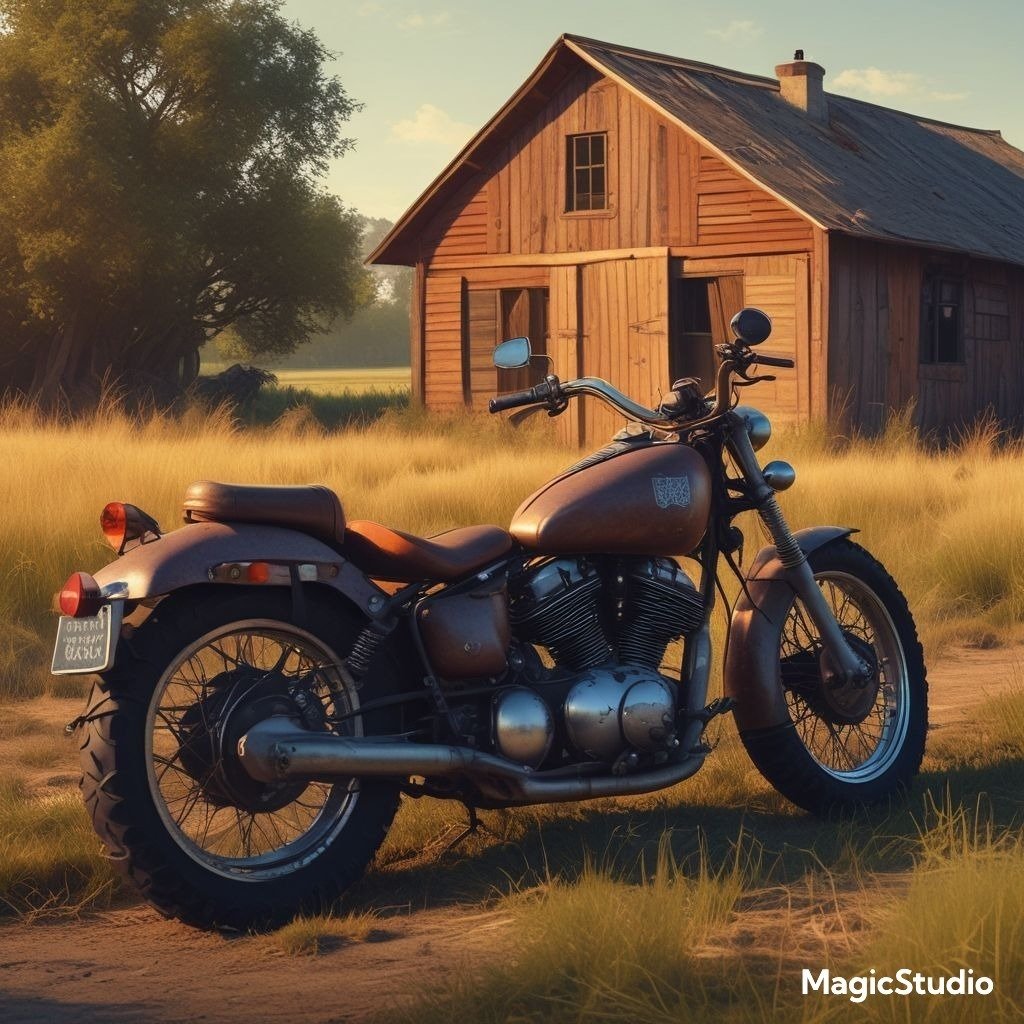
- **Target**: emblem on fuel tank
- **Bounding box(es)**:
[651,475,691,509]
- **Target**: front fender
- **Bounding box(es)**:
[92,521,387,620]
[723,526,857,732]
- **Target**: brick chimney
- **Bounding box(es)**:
[775,50,827,122]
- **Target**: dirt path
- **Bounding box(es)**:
[0,906,514,1023]
[1,644,1020,1023]
[920,644,1021,729]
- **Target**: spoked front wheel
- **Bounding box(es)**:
[740,538,928,814]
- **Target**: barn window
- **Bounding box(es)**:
[565,133,607,212]
[920,271,963,364]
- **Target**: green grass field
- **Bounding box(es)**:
[199,364,411,394]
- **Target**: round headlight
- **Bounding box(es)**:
[735,405,772,451]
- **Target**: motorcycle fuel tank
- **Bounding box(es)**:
[510,442,712,555]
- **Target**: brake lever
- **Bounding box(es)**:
[734,365,776,387]
[508,405,548,426]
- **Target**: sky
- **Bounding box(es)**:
[284,0,1024,223]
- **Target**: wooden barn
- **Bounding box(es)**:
[369,34,1024,444]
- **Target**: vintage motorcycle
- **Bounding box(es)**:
[56,308,926,930]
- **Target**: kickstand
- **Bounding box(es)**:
[443,803,496,855]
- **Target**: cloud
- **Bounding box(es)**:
[833,67,968,103]
[391,104,473,147]
[398,11,451,30]
[707,19,763,43]
[355,2,381,14]
[832,67,920,97]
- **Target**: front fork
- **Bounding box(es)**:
[725,417,870,684]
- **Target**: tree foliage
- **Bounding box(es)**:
[0,0,373,405]
[219,215,413,369]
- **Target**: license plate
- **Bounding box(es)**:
[51,603,122,675]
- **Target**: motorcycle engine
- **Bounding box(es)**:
[509,556,704,671]
[495,556,705,764]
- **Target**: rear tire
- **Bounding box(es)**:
[739,539,928,815]
[78,588,404,930]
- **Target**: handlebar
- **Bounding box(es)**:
[751,352,795,369]
[487,341,794,429]
[488,384,548,413]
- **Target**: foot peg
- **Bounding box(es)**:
[691,696,736,726]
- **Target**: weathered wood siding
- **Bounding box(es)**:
[424,267,550,413]
[696,154,813,249]
[420,67,695,264]
[422,275,463,410]
[828,236,1024,433]
[428,180,490,260]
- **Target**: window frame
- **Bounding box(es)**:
[919,268,965,366]
[564,131,610,215]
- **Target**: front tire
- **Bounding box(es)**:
[739,539,928,815]
[78,589,403,930]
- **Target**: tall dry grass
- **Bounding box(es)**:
[3,398,1024,698]
[0,400,566,697]
[0,775,118,915]
[388,774,1024,1024]
[394,839,756,1024]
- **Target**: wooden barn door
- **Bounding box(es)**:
[550,265,583,446]
[464,286,498,408]
[742,255,810,424]
[579,257,669,445]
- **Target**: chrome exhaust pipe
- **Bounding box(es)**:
[238,622,714,807]
[237,717,707,806]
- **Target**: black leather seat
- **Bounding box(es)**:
[183,481,346,548]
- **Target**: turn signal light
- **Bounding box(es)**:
[101,503,128,550]
[100,502,161,553]
[59,572,103,618]
[247,561,271,584]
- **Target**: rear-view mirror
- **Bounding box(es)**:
[493,337,531,369]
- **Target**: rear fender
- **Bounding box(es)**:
[723,527,857,732]
[92,521,390,622]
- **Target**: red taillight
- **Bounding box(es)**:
[100,501,161,553]
[59,572,103,618]
[101,502,128,550]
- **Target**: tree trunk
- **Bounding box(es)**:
[29,309,83,408]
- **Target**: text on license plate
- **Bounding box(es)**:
[51,604,122,675]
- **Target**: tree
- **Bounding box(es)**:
[217,215,413,369]
[0,0,373,405]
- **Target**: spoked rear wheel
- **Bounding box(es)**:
[740,539,927,814]
[147,620,361,881]
[79,590,402,930]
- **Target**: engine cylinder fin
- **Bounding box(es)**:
[617,559,705,668]
[510,559,612,670]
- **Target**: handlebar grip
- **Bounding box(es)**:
[489,385,541,413]
[753,353,795,369]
